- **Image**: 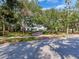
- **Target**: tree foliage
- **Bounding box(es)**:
[0,0,79,35]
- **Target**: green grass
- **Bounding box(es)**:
[6,32,32,37]
[0,37,39,44]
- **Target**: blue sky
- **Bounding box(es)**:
[0,0,77,10]
[38,0,77,10]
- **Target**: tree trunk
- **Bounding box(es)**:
[66,26,69,39]
[2,21,5,36]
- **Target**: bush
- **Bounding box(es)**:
[19,37,38,42]
[43,31,50,34]
[0,37,39,44]
[7,32,31,37]
[0,31,8,36]
[0,31,3,36]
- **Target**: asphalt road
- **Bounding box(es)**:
[0,38,79,59]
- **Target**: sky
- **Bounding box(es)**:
[38,0,77,10]
[0,0,77,10]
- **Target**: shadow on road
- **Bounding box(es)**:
[0,38,79,59]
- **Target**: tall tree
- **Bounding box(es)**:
[65,0,72,38]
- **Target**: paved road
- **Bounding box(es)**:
[0,38,79,59]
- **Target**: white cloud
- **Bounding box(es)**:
[28,0,32,2]
[38,0,45,2]
[55,4,66,9]
[42,4,66,10]
[42,7,52,10]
